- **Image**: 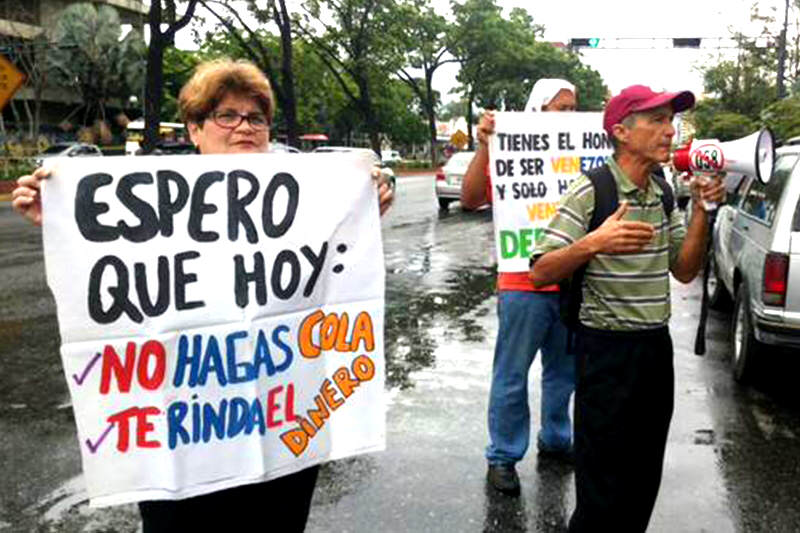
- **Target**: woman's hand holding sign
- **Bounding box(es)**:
[11,167,50,226]
[373,167,394,216]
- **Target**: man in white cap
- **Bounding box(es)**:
[461,78,577,496]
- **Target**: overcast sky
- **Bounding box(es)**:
[432,0,790,103]
[176,0,790,104]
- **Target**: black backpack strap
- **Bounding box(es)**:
[560,164,618,349]
[650,166,674,219]
[586,164,619,232]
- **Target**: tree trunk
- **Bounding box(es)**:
[143,36,164,154]
[276,0,299,147]
[425,71,438,167]
[364,101,381,153]
[359,81,381,155]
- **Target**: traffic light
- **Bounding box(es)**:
[673,38,701,48]
[570,38,600,48]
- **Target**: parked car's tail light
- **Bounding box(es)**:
[435,168,445,181]
[763,252,789,306]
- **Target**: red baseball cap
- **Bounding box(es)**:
[603,85,695,137]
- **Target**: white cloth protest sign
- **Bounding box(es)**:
[489,112,611,272]
[41,152,385,506]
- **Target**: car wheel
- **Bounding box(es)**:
[707,251,732,311]
[731,284,761,384]
[438,198,451,210]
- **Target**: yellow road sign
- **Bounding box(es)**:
[0,55,25,110]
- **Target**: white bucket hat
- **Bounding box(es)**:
[525,78,576,112]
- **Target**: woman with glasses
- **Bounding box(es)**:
[12,59,392,532]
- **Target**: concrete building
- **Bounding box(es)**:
[0,0,147,39]
[0,0,148,143]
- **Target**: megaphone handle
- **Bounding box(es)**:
[692,172,719,212]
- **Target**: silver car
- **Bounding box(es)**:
[708,141,800,382]
[436,151,474,210]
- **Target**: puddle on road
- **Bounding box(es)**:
[384,266,495,390]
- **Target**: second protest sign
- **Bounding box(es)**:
[489,112,612,272]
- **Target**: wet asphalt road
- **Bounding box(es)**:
[2,174,800,532]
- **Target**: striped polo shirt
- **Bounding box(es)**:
[536,158,686,331]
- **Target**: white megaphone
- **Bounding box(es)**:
[673,128,775,184]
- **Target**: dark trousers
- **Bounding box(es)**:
[568,326,674,533]
[138,465,320,532]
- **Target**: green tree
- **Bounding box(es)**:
[193,17,349,144]
[298,0,402,154]
[694,109,756,141]
[143,0,200,153]
[751,0,800,96]
[438,98,470,121]
[761,95,800,141]
[161,46,203,122]
[287,40,350,140]
[701,40,777,120]
[393,0,454,166]
[694,2,800,139]
[375,79,428,148]
[449,0,606,147]
[199,0,303,147]
[49,3,146,128]
[481,40,606,111]
[449,0,517,146]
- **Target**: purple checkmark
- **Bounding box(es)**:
[85,422,114,454]
[72,352,102,386]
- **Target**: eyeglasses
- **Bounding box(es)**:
[208,111,270,131]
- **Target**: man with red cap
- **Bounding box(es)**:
[531,85,725,532]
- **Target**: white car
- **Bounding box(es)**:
[35,142,102,165]
[380,150,402,166]
[312,146,395,188]
[435,151,474,210]
[708,141,800,383]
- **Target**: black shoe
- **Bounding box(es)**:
[537,446,574,465]
[487,464,521,496]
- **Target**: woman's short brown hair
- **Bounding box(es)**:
[178,59,275,126]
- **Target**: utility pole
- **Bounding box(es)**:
[777,0,790,99]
